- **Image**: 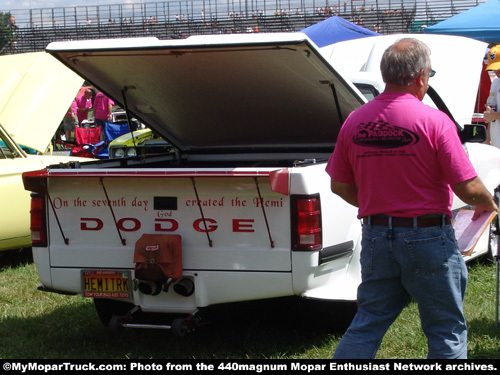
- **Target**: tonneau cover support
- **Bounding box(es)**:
[45,180,69,245]
[100,178,127,246]
[330,83,344,126]
[254,177,275,248]
[191,178,213,247]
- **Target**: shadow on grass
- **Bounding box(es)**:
[0,270,357,359]
[0,248,33,270]
[467,317,500,359]
[1,298,357,359]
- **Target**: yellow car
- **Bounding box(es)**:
[0,124,90,251]
[108,128,175,159]
[0,52,91,252]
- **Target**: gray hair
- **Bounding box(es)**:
[380,38,432,86]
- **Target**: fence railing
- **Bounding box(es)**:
[0,0,487,55]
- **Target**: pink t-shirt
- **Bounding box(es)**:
[325,92,477,219]
[75,94,92,123]
[94,92,115,120]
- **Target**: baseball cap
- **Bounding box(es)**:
[486,45,500,71]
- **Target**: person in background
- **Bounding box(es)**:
[93,91,115,141]
[75,88,93,125]
[62,100,78,141]
[326,38,497,359]
[484,45,500,148]
[7,14,18,49]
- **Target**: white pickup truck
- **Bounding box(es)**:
[23,33,500,335]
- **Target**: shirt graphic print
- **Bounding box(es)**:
[352,121,420,150]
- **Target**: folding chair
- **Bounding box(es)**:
[95,121,131,159]
[105,121,131,143]
[71,126,103,158]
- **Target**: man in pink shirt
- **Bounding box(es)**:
[326,38,497,359]
[93,91,115,141]
[75,88,93,125]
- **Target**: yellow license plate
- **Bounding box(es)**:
[82,270,131,298]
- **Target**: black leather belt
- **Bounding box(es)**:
[362,214,451,227]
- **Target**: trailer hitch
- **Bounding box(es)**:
[109,308,205,337]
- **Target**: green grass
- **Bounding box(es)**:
[1,249,499,359]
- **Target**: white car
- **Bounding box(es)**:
[321,34,500,262]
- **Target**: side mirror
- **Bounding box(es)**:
[459,124,487,144]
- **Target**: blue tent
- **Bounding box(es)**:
[424,0,500,43]
[301,16,379,48]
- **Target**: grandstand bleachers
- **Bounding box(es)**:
[0,0,488,55]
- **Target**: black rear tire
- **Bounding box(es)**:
[93,298,135,326]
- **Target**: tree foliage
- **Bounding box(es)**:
[0,12,16,53]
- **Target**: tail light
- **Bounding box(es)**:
[30,193,47,247]
[291,195,322,250]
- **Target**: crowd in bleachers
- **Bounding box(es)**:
[0,0,485,55]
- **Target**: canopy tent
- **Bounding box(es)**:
[424,0,500,43]
[301,16,379,48]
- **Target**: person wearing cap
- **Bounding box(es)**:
[484,44,500,148]
[326,38,497,359]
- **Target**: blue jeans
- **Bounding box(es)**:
[333,221,468,359]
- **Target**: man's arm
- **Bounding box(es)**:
[331,179,359,208]
[451,176,498,220]
[107,103,113,119]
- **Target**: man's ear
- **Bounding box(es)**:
[416,69,426,87]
